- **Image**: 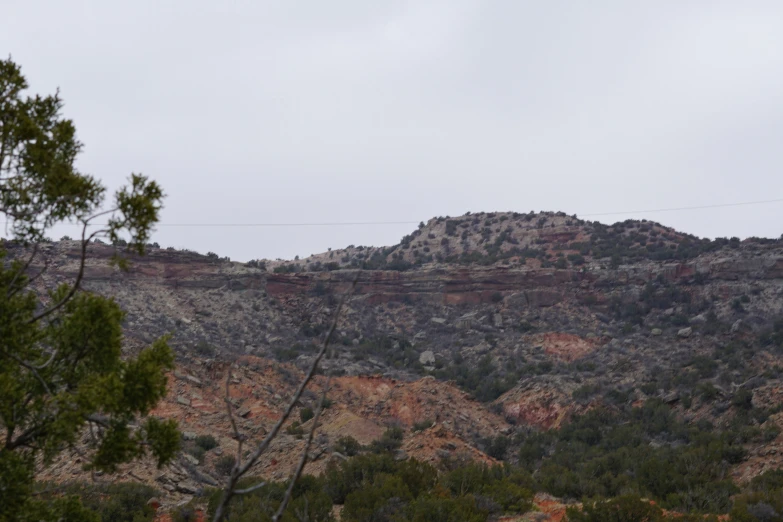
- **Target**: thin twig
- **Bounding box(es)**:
[20,254,50,292]
[272,374,332,522]
[29,208,118,324]
[224,369,242,442]
[6,242,38,298]
[233,481,268,495]
[2,349,53,396]
[224,366,245,476]
[212,271,359,522]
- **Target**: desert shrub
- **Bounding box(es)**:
[343,474,412,522]
[194,340,216,357]
[572,383,601,402]
[334,436,361,457]
[441,464,533,514]
[214,455,236,476]
[518,402,745,513]
[44,482,159,522]
[405,495,488,522]
[433,354,520,403]
[412,419,434,432]
[205,477,333,522]
[370,427,404,454]
[185,444,206,463]
[300,407,315,423]
[483,435,510,460]
[195,434,219,451]
[567,495,667,522]
[286,421,305,437]
[732,388,754,410]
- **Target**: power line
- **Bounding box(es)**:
[2,197,781,228]
[579,198,783,217]
[154,221,421,227]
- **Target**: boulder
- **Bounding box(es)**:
[183,453,199,466]
[731,319,752,334]
[492,313,503,328]
[677,327,692,338]
[689,314,708,325]
[650,328,663,336]
[419,350,436,366]
[456,312,477,329]
[175,482,198,494]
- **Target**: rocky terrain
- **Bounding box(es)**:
[15,211,783,515]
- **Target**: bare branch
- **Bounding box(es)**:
[233,481,268,496]
[272,375,332,522]
[1,348,52,396]
[20,254,49,292]
[28,212,113,323]
[212,271,359,522]
[224,369,242,442]
[6,242,38,297]
[224,366,245,475]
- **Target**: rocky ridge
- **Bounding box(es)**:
[14,211,783,513]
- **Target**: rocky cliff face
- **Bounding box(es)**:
[16,211,783,508]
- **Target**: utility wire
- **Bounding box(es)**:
[579,198,783,217]
[2,197,781,228]
[154,221,420,227]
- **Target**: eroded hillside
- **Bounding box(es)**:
[13,211,783,515]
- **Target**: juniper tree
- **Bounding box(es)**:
[0,57,178,520]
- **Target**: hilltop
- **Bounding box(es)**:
[11,211,783,516]
[263,210,768,273]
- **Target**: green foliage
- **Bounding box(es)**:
[215,455,236,476]
[405,495,489,522]
[412,419,434,432]
[433,353,521,402]
[0,57,175,520]
[324,454,400,504]
[566,495,668,522]
[320,454,522,522]
[519,401,745,513]
[334,436,361,457]
[370,427,405,454]
[353,336,423,372]
[483,435,511,460]
[343,473,412,521]
[184,444,206,464]
[441,463,533,513]
[273,263,301,274]
[732,388,754,410]
[194,340,216,357]
[195,434,219,451]
[206,477,334,522]
[286,421,305,437]
[300,407,315,423]
[38,482,159,522]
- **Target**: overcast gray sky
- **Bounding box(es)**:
[3,1,783,261]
